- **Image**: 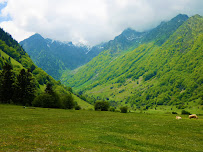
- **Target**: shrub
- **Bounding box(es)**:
[94,101,110,111]
[109,107,115,112]
[181,110,191,115]
[61,93,74,109]
[177,105,185,109]
[198,98,203,105]
[75,105,81,110]
[144,70,157,81]
[120,106,128,113]
[32,93,61,108]
[32,95,44,107]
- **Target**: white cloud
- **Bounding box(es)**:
[0,0,7,3]
[0,21,34,41]
[0,0,203,45]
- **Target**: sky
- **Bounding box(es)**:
[0,0,203,46]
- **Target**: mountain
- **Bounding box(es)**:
[104,28,146,53]
[20,34,106,79]
[0,28,56,98]
[104,14,189,53]
[61,14,190,89]
[19,34,67,80]
[0,28,91,109]
[62,14,203,109]
[20,14,188,81]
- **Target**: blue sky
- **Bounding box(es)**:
[0,2,8,22]
[0,0,203,45]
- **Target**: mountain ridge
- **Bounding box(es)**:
[20,34,106,79]
[62,14,203,109]
[104,14,189,54]
[20,14,189,80]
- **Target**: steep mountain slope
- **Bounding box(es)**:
[20,34,67,80]
[20,34,106,79]
[0,28,56,94]
[104,14,189,53]
[62,15,203,109]
[62,14,189,89]
[20,14,188,81]
[0,28,91,108]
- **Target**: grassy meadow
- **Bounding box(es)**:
[0,104,203,152]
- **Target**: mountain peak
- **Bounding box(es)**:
[121,28,141,35]
[175,14,188,18]
[171,14,189,22]
[30,33,44,40]
[191,14,202,19]
[122,28,135,33]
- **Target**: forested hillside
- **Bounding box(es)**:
[62,15,203,109]
[20,34,106,79]
[0,28,91,109]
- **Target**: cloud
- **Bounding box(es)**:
[0,0,7,3]
[0,21,34,41]
[0,0,203,45]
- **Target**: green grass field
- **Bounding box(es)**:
[0,104,202,152]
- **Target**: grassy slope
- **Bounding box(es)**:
[62,15,203,109]
[73,95,93,109]
[0,104,202,152]
[0,49,23,69]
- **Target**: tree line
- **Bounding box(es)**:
[0,62,75,109]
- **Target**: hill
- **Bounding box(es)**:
[0,27,91,109]
[20,34,106,79]
[62,14,203,110]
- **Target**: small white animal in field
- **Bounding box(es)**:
[176,116,182,119]
[189,114,198,119]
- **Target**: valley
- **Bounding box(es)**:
[0,1,203,151]
[23,14,202,111]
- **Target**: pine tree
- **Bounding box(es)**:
[45,82,54,95]
[14,69,36,105]
[42,82,61,108]
[0,62,15,103]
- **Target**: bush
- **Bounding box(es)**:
[32,95,44,107]
[94,101,110,111]
[120,106,128,113]
[172,112,178,114]
[61,93,74,109]
[32,93,61,108]
[109,107,115,112]
[177,105,185,109]
[181,110,191,115]
[88,108,93,111]
[144,70,157,81]
[75,105,81,110]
